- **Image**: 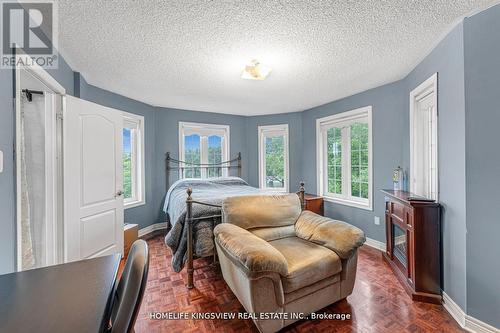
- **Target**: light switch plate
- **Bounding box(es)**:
[374,216,380,225]
[0,150,3,173]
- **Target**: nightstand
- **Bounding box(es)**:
[124,223,138,257]
[304,193,324,216]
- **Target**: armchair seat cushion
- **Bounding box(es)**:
[269,237,342,293]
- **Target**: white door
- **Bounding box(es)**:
[63,96,124,262]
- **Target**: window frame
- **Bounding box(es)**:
[178,121,230,179]
[316,106,373,211]
[122,112,145,209]
[258,124,289,192]
[410,73,438,200]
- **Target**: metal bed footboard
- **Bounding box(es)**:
[185,187,221,289]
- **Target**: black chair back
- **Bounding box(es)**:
[109,240,149,333]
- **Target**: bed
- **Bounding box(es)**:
[163,152,305,289]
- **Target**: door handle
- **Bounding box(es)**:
[115,190,123,197]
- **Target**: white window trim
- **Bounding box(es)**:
[258,124,289,192]
[178,121,230,178]
[409,73,438,200]
[316,106,373,211]
[122,111,145,209]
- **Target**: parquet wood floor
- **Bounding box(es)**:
[131,235,463,333]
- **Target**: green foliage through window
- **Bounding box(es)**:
[208,135,222,178]
[325,122,369,200]
[350,123,369,199]
[123,128,133,199]
[184,134,223,178]
[184,134,201,178]
[265,136,285,188]
[327,128,342,194]
[123,152,132,199]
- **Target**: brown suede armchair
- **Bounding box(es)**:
[214,194,366,333]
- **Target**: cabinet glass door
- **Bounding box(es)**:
[392,223,407,268]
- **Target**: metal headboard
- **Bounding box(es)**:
[165,152,242,190]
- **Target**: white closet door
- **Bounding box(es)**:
[63,96,124,262]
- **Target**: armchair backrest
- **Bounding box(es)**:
[222,194,301,230]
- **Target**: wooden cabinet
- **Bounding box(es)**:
[381,190,441,304]
[124,223,138,257]
[304,193,324,216]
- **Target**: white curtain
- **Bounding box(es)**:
[20,93,46,270]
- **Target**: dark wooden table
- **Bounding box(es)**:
[0,254,120,333]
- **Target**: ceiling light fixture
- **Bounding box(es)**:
[241,59,272,80]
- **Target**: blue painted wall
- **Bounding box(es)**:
[46,56,75,96]
[464,4,500,327]
[404,23,468,310]
[245,112,303,191]
[295,23,469,311]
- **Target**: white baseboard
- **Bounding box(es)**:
[138,222,168,237]
[364,237,386,252]
[443,292,500,333]
[443,292,466,327]
[465,316,500,333]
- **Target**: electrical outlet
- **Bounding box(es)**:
[374,216,380,225]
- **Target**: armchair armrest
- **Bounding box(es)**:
[214,224,288,276]
[295,211,366,259]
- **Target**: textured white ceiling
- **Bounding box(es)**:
[56,0,497,116]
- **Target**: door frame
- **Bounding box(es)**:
[409,73,438,200]
[14,48,66,271]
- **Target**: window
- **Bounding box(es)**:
[258,124,289,192]
[410,73,438,200]
[123,112,145,209]
[317,106,372,210]
[179,122,229,178]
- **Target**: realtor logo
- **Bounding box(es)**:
[1,0,58,68]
